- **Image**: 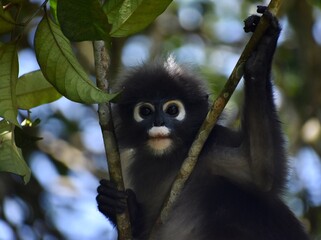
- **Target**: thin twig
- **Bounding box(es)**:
[149,0,282,238]
[93,40,132,240]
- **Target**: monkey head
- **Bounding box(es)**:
[112,58,209,156]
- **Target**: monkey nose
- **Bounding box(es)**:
[153,120,165,127]
[153,115,165,126]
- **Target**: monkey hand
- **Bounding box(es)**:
[96,179,141,234]
[243,6,281,80]
[96,179,127,225]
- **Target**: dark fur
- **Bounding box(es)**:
[97,8,309,240]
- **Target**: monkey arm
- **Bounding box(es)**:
[206,145,251,185]
[242,78,285,192]
[205,8,285,192]
[241,9,285,192]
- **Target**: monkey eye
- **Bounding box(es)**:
[165,104,179,116]
[134,102,155,122]
[163,100,186,121]
[140,106,153,117]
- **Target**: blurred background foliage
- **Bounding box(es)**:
[1,0,321,239]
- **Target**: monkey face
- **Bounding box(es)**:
[112,60,209,156]
[132,100,186,154]
[115,95,207,157]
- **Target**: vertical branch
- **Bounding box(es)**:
[93,40,132,240]
[149,0,282,239]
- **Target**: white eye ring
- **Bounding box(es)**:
[133,102,155,122]
[163,100,186,121]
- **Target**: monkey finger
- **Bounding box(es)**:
[96,194,127,209]
[99,179,118,189]
[98,204,125,216]
[97,184,127,199]
[257,5,268,14]
[96,194,127,206]
[243,15,260,33]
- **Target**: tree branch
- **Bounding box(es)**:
[93,40,132,240]
[149,0,282,238]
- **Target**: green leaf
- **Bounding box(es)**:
[16,70,62,109]
[34,14,117,104]
[57,0,110,41]
[103,0,173,37]
[0,120,31,184]
[0,42,19,126]
[0,2,16,34]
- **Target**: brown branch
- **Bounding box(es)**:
[149,0,283,238]
[93,40,132,240]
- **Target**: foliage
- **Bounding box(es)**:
[57,0,110,41]
[103,0,172,37]
[0,120,30,182]
[0,0,172,184]
[34,14,117,104]
[16,71,61,110]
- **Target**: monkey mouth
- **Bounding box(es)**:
[149,135,171,140]
[148,134,172,146]
[147,137,172,154]
[148,133,172,144]
[147,127,172,153]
